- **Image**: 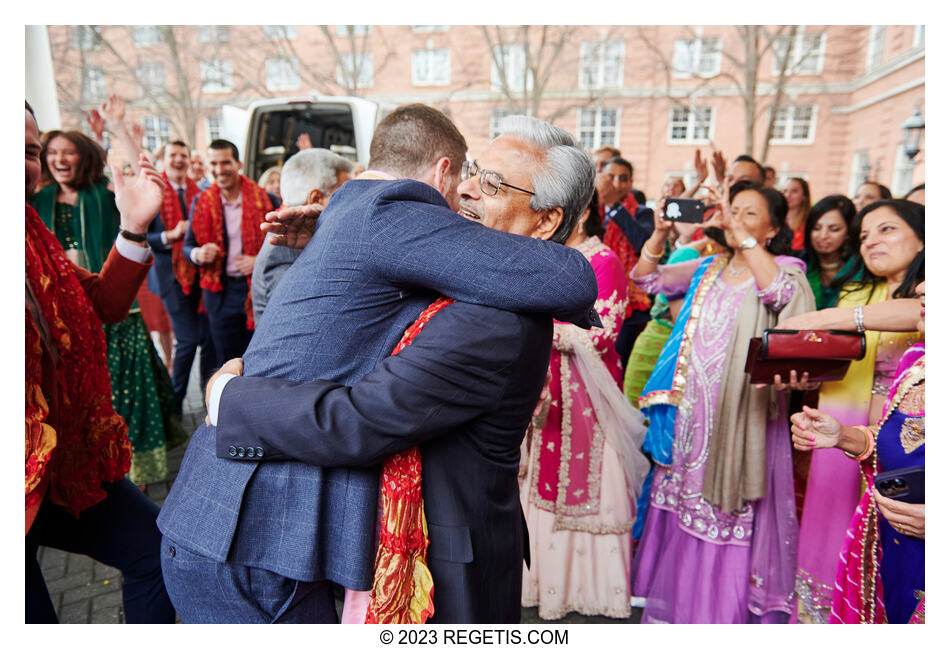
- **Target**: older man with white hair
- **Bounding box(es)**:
[251,148,353,323]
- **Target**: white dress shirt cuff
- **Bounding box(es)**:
[190,247,201,265]
[115,235,153,264]
[160,231,171,248]
[208,373,238,426]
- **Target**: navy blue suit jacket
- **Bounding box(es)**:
[158,178,599,591]
[214,302,551,622]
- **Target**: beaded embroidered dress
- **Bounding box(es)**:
[630,258,800,623]
[520,238,640,620]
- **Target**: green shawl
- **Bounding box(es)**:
[31,180,118,274]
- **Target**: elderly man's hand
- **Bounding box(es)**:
[204,357,244,424]
[261,204,323,249]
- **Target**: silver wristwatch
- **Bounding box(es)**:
[738,236,758,251]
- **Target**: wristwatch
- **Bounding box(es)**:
[738,236,758,251]
[119,229,148,243]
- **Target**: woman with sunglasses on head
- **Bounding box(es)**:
[779,199,923,623]
[790,281,925,624]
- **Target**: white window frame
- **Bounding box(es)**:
[866,26,886,71]
[667,105,714,144]
[337,53,373,88]
[336,25,370,37]
[132,26,162,47]
[578,40,624,89]
[142,116,170,152]
[200,59,233,93]
[891,145,916,198]
[769,104,818,145]
[672,37,722,78]
[489,108,511,139]
[263,25,296,40]
[206,114,222,142]
[198,26,229,43]
[490,44,533,92]
[411,25,449,33]
[73,25,99,51]
[81,66,106,102]
[773,30,826,76]
[136,61,165,96]
[576,107,620,150]
[913,25,925,49]
[265,56,300,91]
[411,48,451,86]
[848,150,871,197]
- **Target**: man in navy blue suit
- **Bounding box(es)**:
[146,140,216,413]
[158,107,599,623]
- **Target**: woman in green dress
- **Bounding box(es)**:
[802,195,858,310]
[31,130,183,486]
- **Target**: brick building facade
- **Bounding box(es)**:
[44,24,925,202]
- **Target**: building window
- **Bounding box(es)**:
[336,25,370,37]
[266,57,300,91]
[132,26,163,47]
[849,150,871,197]
[668,105,713,143]
[866,26,886,71]
[337,53,373,88]
[142,116,170,153]
[136,61,165,96]
[577,107,619,150]
[489,109,511,139]
[579,41,624,89]
[73,26,99,51]
[914,25,925,49]
[774,30,825,75]
[81,66,106,102]
[770,105,817,144]
[198,26,229,43]
[491,44,533,92]
[891,146,916,198]
[201,60,233,92]
[263,25,296,40]
[411,25,449,33]
[206,114,221,142]
[412,49,450,86]
[672,38,722,77]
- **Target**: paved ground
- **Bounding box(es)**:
[37,355,641,624]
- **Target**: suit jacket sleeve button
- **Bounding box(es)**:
[228,446,237,457]
[237,447,246,458]
[256,447,264,457]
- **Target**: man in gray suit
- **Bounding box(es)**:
[251,148,353,324]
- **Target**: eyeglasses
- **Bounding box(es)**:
[460,160,535,197]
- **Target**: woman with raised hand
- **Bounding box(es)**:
[630,180,813,623]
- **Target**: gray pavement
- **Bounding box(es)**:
[37,355,640,624]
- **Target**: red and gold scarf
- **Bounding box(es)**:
[365,296,455,624]
[160,172,201,293]
[190,176,270,329]
[603,221,652,317]
[25,205,132,524]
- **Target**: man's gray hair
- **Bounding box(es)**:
[495,115,595,244]
[280,148,354,207]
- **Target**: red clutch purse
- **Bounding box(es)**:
[744,329,866,384]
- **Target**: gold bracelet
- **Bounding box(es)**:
[843,425,876,461]
[641,246,664,263]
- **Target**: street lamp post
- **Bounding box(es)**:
[901,108,925,161]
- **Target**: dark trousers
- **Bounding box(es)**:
[616,315,649,372]
[162,280,216,413]
[26,479,176,624]
[203,280,252,367]
[160,538,338,623]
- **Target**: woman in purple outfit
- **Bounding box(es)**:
[630,180,814,623]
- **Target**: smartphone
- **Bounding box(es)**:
[663,197,708,224]
[873,465,924,504]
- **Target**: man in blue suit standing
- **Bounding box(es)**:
[145,140,216,414]
[158,106,599,623]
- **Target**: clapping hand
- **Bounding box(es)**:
[86,109,106,141]
[296,133,314,150]
[711,149,726,186]
[261,203,323,249]
[789,405,842,451]
[112,153,165,234]
[100,94,126,126]
[693,148,709,184]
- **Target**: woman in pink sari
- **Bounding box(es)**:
[521,193,650,620]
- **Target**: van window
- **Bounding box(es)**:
[246,103,357,183]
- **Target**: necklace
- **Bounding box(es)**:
[726,261,749,277]
[819,260,841,271]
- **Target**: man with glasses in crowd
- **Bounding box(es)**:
[158,105,600,623]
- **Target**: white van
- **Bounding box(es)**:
[219,95,394,184]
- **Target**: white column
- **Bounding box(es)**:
[25,25,62,130]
